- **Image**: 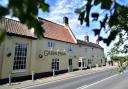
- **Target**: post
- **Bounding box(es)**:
[68,67,70,72]
[32,71,34,81]
[90,64,92,69]
[53,69,55,76]
[81,61,82,70]
[9,74,11,85]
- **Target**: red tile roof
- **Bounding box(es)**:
[39,18,77,44]
[0,17,77,43]
[0,18,36,39]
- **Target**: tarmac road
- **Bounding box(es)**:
[25,69,116,89]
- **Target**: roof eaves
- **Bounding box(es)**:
[7,32,37,39]
[44,37,76,44]
[77,39,103,49]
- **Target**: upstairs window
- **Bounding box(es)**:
[67,44,73,52]
[48,41,55,48]
[85,48,87,52]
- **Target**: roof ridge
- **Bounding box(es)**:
[0,17,36,39]
[77,39,103,49]
[1,17,21,23]
[38,17,65,28]
[3,17,65,28]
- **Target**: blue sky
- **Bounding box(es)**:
[0,0,128,55]
[38,0,128,55]
[38,0,111,54]
[39,0,97,40]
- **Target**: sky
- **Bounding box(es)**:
[0,0,128,56]
[38,0,112,55]
[38,0,128,56]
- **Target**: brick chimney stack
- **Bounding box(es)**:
[84,34,89,42]
[63,16,69,26]
[96,39,99,44]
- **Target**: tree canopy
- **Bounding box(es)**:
[111,56,128,72]
[76,0,128,72]
[75,0,128,47]
[0,0,49,39]
[0,0,128,49]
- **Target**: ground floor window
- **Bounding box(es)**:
[88,59,91,64]
[13,43,27,71]
[51,59,59,71]
[69,59,72,66]
[78,59,86,68]
[82,59,86,67]
[78,61,81,67]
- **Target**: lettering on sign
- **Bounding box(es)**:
[43,50,66,56]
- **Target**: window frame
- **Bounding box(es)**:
[67,44,73,52]
[48,41,55,48]
[51,58,59,71]
[12,43,28,73]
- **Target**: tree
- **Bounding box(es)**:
[0,0,49,44]
[75,0,128,46]
[111,56,128,72]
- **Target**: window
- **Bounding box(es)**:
[48,41,55,48]
[51,59,59,71]
[88,59,91,64]
[85,48,87,52]
[82,59,86,67]
[101,59,102,64]
[69,59,72,66]
[78,62,81,67]
[13,43,27,72]
[67,44,73,52]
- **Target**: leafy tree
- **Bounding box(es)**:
[75,0,128,46]
[0,0,49,44]
[111,56,128,72]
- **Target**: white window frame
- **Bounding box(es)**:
[51,59,59,71]
[13,43,27,73]
[48,41,55,48]
[67,44,73,52]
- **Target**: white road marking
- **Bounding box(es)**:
[76,70,128,89]
[76,74,119,89]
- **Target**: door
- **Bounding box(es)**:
[82,58,87,69]
[69,59,73,72]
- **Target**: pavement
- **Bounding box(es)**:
[0,66,116,89]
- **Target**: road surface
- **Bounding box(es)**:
[80,70,128,89]
[25,69,117,89]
